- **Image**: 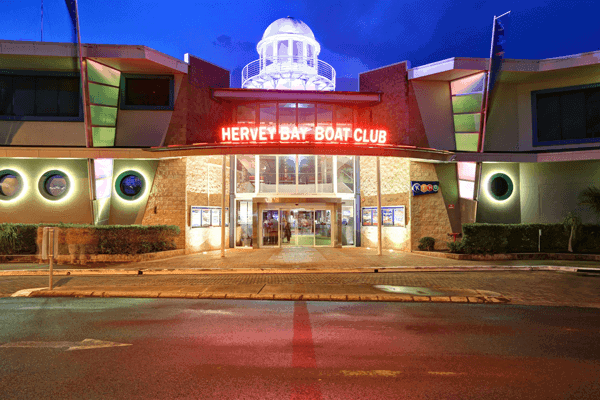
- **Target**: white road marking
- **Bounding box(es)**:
[11,288,48,297]
[0,339,132,351]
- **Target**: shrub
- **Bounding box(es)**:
[418,236,435,251]
[447,240,464,253]
[0,224,39,255]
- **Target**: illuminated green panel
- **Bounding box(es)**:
[454,113,481,133]
[455,133,479,152]
[452,94,483,114]
[92,127,116,147]
[88,83,119,106]
[87,60,121,87]
[90,105,117,126]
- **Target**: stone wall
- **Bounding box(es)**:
[360,156,411,251]
[186,55,233,144]
[141,158,187,249]
[163,77,188,146]
[409,161,453,250]
[186,155,231,252]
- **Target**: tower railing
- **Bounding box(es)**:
[242,56,336,89]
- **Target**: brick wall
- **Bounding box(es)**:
[409,161,453,250]
[141,158,187,249]
[186,55,233,144]
[359,61,428,147]
[360,156,411,250]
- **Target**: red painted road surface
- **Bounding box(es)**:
[0,298,599,399]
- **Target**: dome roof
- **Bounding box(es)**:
[262,17,315,40]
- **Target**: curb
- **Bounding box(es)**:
[1,266,596,277]
[413,251,600,262]
[26,289,511,304]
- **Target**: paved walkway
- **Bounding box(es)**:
[3,270,599,308]
[2,248,600,273]
[2,248,599,307]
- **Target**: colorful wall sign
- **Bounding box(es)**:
[411,181,439,196]
[221,125,387,144]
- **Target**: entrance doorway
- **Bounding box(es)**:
[261,207,332,247]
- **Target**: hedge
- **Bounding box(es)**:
[0,223,180,255]
[0,224,39,255]
[460,223,600,254]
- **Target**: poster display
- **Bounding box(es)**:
[362,208,372,226]
[382,208,393,225]
[201,209,211,227]
[191,206,229,228]
[362,206,405,227]
[211,209,221,226]
[393,207,405,227]
[191,207,202,228]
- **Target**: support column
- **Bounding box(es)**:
[377,156,382,255]
[221,155,226,258]
[229,155,236,248]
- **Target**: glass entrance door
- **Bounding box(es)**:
[261,210,279,246]
[280,209,315,247]
[296,210,314,246]
[262,206,333,248]
[281,210,295,246]
[314,210,331,246]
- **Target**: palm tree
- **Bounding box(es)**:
[562,212,581,253]
[579,186,600,222]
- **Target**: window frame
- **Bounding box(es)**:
[119,74,175,110]
[0,70,83,122]
[115,170,146,201]
[38,170,71,201]
[532,82,600,147]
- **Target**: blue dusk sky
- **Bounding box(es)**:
[2,0,599,90]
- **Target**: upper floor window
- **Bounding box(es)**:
[120,75,174,110]
[0,72,81,121]
[533,83,600,146]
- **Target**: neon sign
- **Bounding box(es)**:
[220,125,387,144]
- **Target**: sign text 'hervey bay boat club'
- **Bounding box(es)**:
[220,125,388,144]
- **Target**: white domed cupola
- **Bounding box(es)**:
[242,17,335,91]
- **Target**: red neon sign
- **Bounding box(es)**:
[220,125,388,144]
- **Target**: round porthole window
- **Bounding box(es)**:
[38,170,70,201]
[0,169,23,200]
[116,171,145,200]
[488,173,513,201]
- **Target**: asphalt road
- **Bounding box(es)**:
[1,298,599,399]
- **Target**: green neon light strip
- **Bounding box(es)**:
[88,83,119,107]
[92,127,116,147]
[87,60,121,87]
[90,105,117,126]
[455,133,479,152]
[452,94,483,114]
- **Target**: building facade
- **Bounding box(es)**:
[2,18,600,253]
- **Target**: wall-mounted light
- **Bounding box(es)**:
[485,172,514,202]
[114,170,147,201]
[38,169,74,203]
[0,168,26,203]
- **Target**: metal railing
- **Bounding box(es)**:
[242,56,336,88]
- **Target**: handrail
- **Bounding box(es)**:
[242,56,336,89]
